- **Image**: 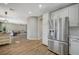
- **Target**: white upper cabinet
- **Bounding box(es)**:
[68,4,79,26]
[51,11,59,20]
[58,7,69,18]
[51,4,79,27]
[51,6,69,23]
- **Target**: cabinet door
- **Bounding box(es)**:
[59,7,69,18]
[68,4,79,26]
[69,39,79,55]
[51,11,59,29]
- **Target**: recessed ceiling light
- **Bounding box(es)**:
[38,4,42,8]
[28,11,32,14]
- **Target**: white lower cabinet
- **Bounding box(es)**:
[69,38,79,55]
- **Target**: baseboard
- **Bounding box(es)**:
[48,49,58,55]
[42,43,48,47]
[27,38,41,40]
[42,43,48,46]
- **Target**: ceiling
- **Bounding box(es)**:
[0,3,72,19]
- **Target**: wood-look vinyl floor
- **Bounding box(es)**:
[0,36,55,55]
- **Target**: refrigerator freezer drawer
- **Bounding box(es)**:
[48,40,69,55]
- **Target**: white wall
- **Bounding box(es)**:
[27,17,38,40]
[38,16,42,40]
[6,23,26,33]
[42,13,50,46]
[27,16,43,40]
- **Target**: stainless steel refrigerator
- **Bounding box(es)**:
[48,17,69,55]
